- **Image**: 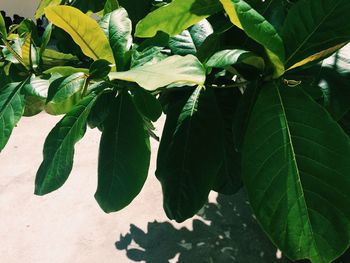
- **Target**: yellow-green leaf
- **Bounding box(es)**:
[21,33,32,68]
[219,0,285,78]
[35,0,62,19]
[108,55,206,91]
[45,6,114,63]
[287,42,347,71]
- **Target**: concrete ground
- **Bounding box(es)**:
[0,113,288,263]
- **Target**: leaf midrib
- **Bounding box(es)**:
[50,8,100,60]
[275,83,320,260]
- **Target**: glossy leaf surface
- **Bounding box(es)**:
[109,55,206,91]
[243,81,350,262]
[156,87,224,222]
[135,0,222,38]
[45,6,114,63]
[0,80,27,151]
[95,92,150,212]
[35,94,97,195]
[283,0,350,70]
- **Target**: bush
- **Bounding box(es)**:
[1,0,350,262]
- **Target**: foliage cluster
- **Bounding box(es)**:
[1,0,350,262]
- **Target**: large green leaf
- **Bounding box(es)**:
[135,0,222,38]
[45,6,114,63]
[0,80,28,152]
[219,0,285,77]
[156,87,224,222]
[45,73,86,115]
[283,0,350,70]
[109,55,206,90]
[99,8,132,70]
[95,91,150,212]
[35,94,97,195]
[212,88,242,195]
[242,81,350,262]
[168,19,213,56]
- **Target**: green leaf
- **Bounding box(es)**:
[99,7,132,71]
[206,49,265,71]
[71,0,105,13]
[219,0,285,77]
[89,59,112,79]
[95,91,151,212]
[23,77,49,116]
[41,49,79,67]
[104,0,120,15]
[212,88,242,195]
[0,79,28,152]
[45,73,86,115]
[45,5,114,63]
[169,19,213,56]
[156,87,224,222]
[35,94,97,195]
[130,46,166,68]
[39,23,53,59]
[109,55,206,90]
[35,0,62,19]
[283,0,350,70]
[43,66,89,77]
[87,91,114,130]
[135,0,222,38]
[242,81,350,262]
[0,11,7,39]
[131,88,162,122]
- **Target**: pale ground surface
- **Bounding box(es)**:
[0,114,205,263]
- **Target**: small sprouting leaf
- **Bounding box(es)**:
[45,73,86,115]
[35,94,97,195]
[109,55,206,91]
[135,0,222,38]
[45,5,114,63]
[95,91,151,212]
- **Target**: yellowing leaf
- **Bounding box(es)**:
[21,33,32,68]
[287,42,348,71]
[45,6,114,64]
